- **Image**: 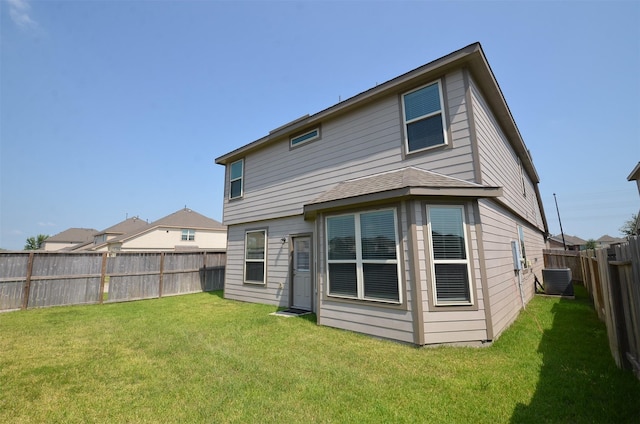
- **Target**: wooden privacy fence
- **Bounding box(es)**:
[0,251,225,311]
[544,237,640,379]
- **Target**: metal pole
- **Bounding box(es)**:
[553,193,567,250]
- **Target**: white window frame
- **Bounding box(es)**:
[290,127,320,148]
[518,225,528,269]
[229,159,244,199]
[325,208,402,304]
[181,229,195,241]
[402,80,448,154]
[244,229,266,285]
[427,205,474,306]
[519,158,527,197]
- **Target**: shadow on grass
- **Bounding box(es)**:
[204,290,224,299]
[510,285,640,423]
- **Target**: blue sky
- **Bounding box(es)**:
[1,0,638,250]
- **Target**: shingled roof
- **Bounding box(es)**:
[304,167,502,218]
[46,228,98,243]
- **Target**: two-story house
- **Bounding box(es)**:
[215,43,548,346]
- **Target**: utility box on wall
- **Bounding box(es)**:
[542,268,573,296]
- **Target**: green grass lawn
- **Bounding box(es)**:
[1,286,638,423]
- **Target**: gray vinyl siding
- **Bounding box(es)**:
[222,70,476,227]
[477,199,544,339]
[223,216,314,308]
[317,203,416,344]
[420,200,489,344]
[470,76,544,231]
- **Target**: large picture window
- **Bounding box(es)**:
[245,230,266,284]
[402,81,447,153]
[326,209,401,302]
[229,159,244,199]
[427,206,473,305]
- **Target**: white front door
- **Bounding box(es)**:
[292,236,312,311]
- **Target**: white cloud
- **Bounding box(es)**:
[10,229,24,235]
[7,0,38,30]
[37,221,56,227]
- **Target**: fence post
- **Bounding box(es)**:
[21,252,35,310]
[158,252,165,298]
[98,252,107,304]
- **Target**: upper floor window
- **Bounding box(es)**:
[290,127,320,148]
[402,81,447,153]
[326,208,401,303]
[427,205,473,306]
[181,229,195,241]
[229,159,244,199]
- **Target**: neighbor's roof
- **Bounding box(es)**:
[549,234,588,246]
[148,208,226,230]
[597,234,626,243]
[46,228,98,243]
[96,216,149,236]
[105,208,225,245]
[215,42,540,185]
[628,162,640,181]
[304,167,502,218]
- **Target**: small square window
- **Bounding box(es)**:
[181,229,195,241]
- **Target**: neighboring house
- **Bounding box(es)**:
[547,234,587,251]
[78,208,226,252]
[75,216,151,251]
[628,162,640,235]
[43,228,98,251]
[215,43,549,346]
[595,234,626,249]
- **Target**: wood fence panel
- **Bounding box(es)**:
[202,266,225,291]
[596,248,621,367]
[0,251,225,310]
[28,277,101,308]
[0,254,29,310]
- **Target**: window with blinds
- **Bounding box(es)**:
[427,205,473,305]
[402,80,447,153]
[326,209,401,303]
[245,230,266,284]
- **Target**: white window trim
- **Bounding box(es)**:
[325,208,402,304]
[229,159,244,199]
[517,225,528,269]
[519,158,527,197]
[427,205,474,306]
[290,127,320,148]
[244,229,266,285]
[402,79,448,154]
[181,229,195,241]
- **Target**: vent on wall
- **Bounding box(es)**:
[542,268,573,296]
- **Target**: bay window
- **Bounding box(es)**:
[427,205,473,305]
[326,209,401,302]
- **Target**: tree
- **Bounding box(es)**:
[619,213,639,237]
[24,234,49,250]
[585,239,597,250]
